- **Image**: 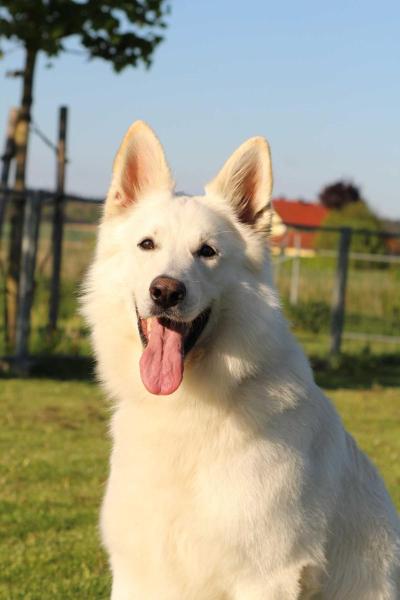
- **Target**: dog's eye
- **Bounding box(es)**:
[138,238,155,251]
[197,244,217,259]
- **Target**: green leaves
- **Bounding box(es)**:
[0,0,170,69]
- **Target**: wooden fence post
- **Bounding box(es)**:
[0,107,19,239]
[48,106,68,331]
[15,190,42,366]
[330,227,352,355]
[290,231,301,305]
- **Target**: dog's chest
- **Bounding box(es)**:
[102,420,234,592]
[102,403,306,593]
[103,405,246,543]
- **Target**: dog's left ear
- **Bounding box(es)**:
[105,120,174,217]
[205,137,273,232]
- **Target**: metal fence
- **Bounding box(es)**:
[0,191,102,368]
[271,225,400,355]
[1,191,400,371]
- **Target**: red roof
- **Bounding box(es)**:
[273,198,328,227]
[272,198,329,250]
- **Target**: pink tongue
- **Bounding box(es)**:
[139,319,184,395]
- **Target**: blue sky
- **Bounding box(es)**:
[1,0,399,218]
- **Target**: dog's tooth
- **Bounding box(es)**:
[147,317,155,336]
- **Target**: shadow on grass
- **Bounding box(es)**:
[1,352,399,390]
[312,353,400,389]
[0,355,96,382]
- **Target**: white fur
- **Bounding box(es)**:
[83,122,400,599]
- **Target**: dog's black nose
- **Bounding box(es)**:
[150,276,186,309]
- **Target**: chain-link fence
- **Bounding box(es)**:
[1,196,400,368]
[0,194,101,363]
[272,226,400,356]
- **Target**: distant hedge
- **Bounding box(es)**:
[315,201,386,256]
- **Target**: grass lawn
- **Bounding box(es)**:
[1,378,399,599]
[0,380,110,600]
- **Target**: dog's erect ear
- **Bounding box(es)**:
[205,137,273,232]
[105,121,173,216]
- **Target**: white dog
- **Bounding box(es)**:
[83,121,400,599]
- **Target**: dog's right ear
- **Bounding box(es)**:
[105,121,173,217]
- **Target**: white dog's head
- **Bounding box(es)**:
[87,121,282,397]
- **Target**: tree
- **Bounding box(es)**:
[318,180,361,210]
[315,200,387,259]
[0,0,170,347]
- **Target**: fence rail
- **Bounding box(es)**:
[272,223,400,353]
[1,187,400,372]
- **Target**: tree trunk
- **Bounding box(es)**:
[5,46,37,349]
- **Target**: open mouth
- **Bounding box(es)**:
[137,308,211,396]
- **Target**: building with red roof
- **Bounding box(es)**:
[271,198,329,252]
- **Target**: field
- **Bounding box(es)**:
[276,254,400,342]
[1,216,400,356]
[0,213,399,598]
[0,380,110,600]
[1,373,400,599]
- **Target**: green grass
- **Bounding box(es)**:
[0,380,111,599]
[2,222,400,357]
[0,219,399,596]
[1,378,399,599]
[275,255,400,339]
[328,386,400,509]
